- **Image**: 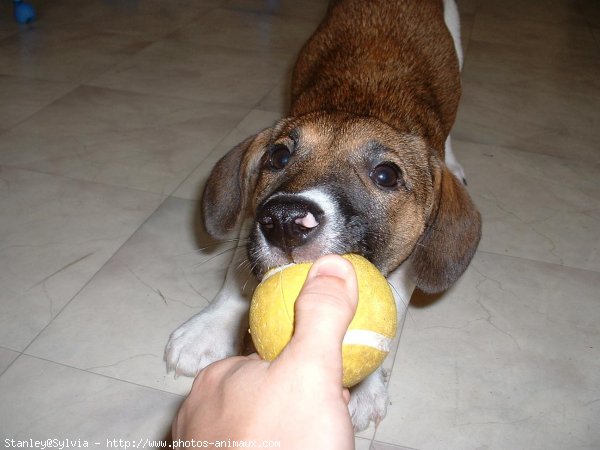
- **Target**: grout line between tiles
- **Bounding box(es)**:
[81,37,293,103]
[0,83,80,136]
[372,441,420,450]
[475,248,600,275]
[0,346,22,377]
[0,356,20,378]
[453,132,600,166]
[14,352,186,399]
[168,107,283,201]
[167,109,257,201]
[0,162,171,200]
[16,193,170,361]
[77,81,259,111]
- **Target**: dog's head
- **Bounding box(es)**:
[202,112,481,293]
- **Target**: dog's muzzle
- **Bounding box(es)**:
[257,195,323,254]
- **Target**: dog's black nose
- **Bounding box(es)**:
[257,196,322,253]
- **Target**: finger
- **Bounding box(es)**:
[281,254,358,382]
[342,388,351,404]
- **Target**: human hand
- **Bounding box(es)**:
[172,254,358,449]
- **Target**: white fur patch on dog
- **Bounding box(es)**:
[442,0,463,70]
[349,367,389,431]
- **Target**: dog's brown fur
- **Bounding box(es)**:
[203,0,481,293]
[292,0,461,155]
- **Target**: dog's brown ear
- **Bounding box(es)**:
[410,160,482,294]
[202,132,270,239]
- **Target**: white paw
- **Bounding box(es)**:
[444,135,468,186]
[164,309,241,377]
[348,368,389,431]
[447,160,468,186]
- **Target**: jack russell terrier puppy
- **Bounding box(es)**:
[165,0,481,430]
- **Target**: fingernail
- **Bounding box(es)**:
[309,255,352,280]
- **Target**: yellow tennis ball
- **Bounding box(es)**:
[249,254,397,387]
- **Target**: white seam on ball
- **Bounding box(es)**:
[262,263,297,282]
[342,329,391,352]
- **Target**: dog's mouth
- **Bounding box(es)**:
[247,233,362,280]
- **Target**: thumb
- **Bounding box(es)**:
[279,254,358,383]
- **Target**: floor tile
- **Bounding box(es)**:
[225,0,328,21]
[375,252,600,450]
[476,0,592,25]
[454,40,600,161]
[0,166,163,351]
[0,347,19,375]
[0,26,152,83]
[89,39,295,107]
[0,16,18,41]
[0,9,25,39]
[171,8,318,52]
[256,80,291,114]
[456,0,479,15]
[29,0,223,31]
[0,86,248,194]
[455,139,600,272]
[470,13,598,57]
[594,28,600,48]
[459,13,475,59]
[372,441,419,450]
[0,74,75,133]
[16,0,113,29]
[26,197,234,395]
[94,1,219,39]
[0,355,181,443]
[54,0,223,39]
[173,109,282,199]
[582,2,600,28]
[355,436,373,450]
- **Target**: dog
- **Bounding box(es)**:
[165,0,481,431]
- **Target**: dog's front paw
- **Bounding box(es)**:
[164,311,240,377]
[348,368,389,431]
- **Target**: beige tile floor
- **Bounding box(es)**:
[0,1,598,449]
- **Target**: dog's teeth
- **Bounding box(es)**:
[295,212,319,229]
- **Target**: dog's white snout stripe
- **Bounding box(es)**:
[342,329,391,353]
[294,212,319,229]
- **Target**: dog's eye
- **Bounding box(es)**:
[370,163,402,189]
[268,144,292,170]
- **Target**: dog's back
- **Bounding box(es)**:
[291,0,460,154]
